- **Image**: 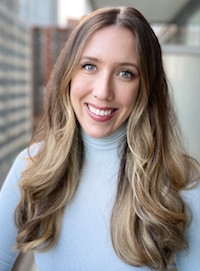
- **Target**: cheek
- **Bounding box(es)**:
[117,78,140,106]
[70,74,91,101]
[70,79,82,103]
[70,84,79,112]
[120,89,139,111]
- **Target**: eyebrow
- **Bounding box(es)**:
[81,56,139,70]
[119,62,139,70]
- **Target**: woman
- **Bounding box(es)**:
[0,6,199,271]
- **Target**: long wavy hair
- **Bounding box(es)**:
[15,6,199,270]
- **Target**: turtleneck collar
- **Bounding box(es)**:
[81,123,127,151]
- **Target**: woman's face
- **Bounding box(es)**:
[70,25,140,138]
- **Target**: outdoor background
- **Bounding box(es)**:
[0,0,199,270]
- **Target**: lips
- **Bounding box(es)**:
[86,103,117,120]
[88,104,116,116]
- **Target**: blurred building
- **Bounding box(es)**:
[19,0,58,27]
[0,0,32,185]
[154,0,200,46]
[32,26,73,129]
[18,0,70,129]
[0,0,19,13]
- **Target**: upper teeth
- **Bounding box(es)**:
[88,104,113,116]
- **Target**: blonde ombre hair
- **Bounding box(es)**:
[15,6,199,270]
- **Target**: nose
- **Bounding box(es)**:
[92,71,114,101]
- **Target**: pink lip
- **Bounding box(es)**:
[86,103,116,110]
[85,103,117,122]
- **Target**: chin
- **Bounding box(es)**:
[84,127,113,139]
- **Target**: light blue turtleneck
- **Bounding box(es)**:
[0,125,199,271]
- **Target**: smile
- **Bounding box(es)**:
[87,104,115,117]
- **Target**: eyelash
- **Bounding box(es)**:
[81,63,135,79]
[81,63,96,71]
[119,70,135,79]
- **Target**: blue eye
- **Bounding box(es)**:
[82,63,96,71]
[119,70,134,79]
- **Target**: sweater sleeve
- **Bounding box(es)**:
[176,181,200,271]
[0,149,29,271]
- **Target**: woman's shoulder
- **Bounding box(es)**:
[176,179,200,269]
[17,142,43,160]
[1,143,43,191]
[10,142,42,173]
[180,179,200,234]
[181,179,200,205]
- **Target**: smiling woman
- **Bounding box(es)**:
[70,25,140,138]
[0,6,200,271]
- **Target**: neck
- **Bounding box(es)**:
[81,123,127,151]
